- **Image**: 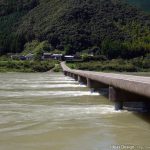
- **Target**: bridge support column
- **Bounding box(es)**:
[66,72,77,80]
[68,72,71,77]
[67,72,70,77]
[87,78,108,92]
[78,76,81,82]
[78,76,87,85]
[109,86,150,111]
[73,74,78,81]
[109,86,123,110]
[64,71,67,76]
[70,73,74,78]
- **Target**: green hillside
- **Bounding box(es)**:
[0,0,39,53]
[126,0,150,12]
[0,0,150,59]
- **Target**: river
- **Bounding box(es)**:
[0,72,150,150]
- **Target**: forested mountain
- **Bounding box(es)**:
[0,0,150,59]
[127,0,150,13]
[0,0,39,53]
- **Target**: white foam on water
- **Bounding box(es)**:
[46,80,77,83]
[0,90,99,98]
[0,103,119,132]
[28,84,86,88]
[0,83,86,90]
[0,105,121,137]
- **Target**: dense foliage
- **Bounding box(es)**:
[0,0,39,54]
[0,60,57,72]
[126,0,150,13]
[0,0,150,60]
[67,55,150,72]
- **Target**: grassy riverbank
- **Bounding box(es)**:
[67,57,150,73]
[0,60,58,72]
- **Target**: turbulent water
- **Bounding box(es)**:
[0,73,150,150]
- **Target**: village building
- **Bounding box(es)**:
[25,53,34,60]
[64,55,75,61]
[51,54,63,60]
[42,53,52,60]
[19,56,26,60]
[10,54,25,60]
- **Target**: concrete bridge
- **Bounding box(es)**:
[61,62,150,111]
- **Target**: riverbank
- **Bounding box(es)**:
[67,58,150,73]
[0,57,149,74]
[0,60,58,72]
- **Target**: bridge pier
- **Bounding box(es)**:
[67,72,71,77]
[73,74,78,81]
[64,72,79,81]
[71,73,74,78]
[78,76,87,85]
[109,86,150,111]
[87,78,108,92]
[64,71,67,76]
[109,87,123,110]
[69,73,74,78]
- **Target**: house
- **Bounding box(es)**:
[10,54,20,60]
[26,53,34,60]
[51,54,63,60]
[42,53,52,60]
[64,55,75,61]
[10,54,27,60]
[19,56,26,60]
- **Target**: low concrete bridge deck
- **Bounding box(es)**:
[61,62,150,111]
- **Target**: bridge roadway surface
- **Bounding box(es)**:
[61,62,150,99]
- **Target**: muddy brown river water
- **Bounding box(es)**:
[0,73,149,150]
